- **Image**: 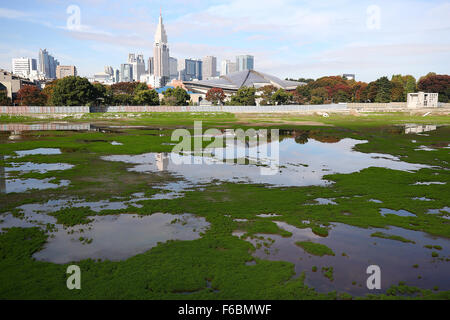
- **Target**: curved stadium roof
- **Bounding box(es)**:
[183,70,304,94]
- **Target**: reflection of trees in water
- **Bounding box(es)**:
[279,129,342,145]
[0,154,5,194]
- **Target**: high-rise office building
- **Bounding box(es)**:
[38,49,59,79]
[169,57,178,80]
[104,66,114,76]
[120,63,133,82]
[127,54,146,82]
[221,60,237,75]
[12,58,37,77]
[236,55,254,72]
[178,59,202,81]
[202,56,217,79]
[56,65,77,79]
[153,13,170,86]
[147,57,154,75]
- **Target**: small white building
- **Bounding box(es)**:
[140,74,162,88]
[407,92,438,108]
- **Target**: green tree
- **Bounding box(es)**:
[257,85,277,105]
[293,85,311,104]
[374,77,392,103]
[113,94,133,106]
[92,83,113,106]
[230,87,256,106]
[162,87,190,106]
[310,87,328,104]
[403,75,417,96]
[0,89,11,106]
[133,89,160,106]
[52,76,97,106]
[272,88,292,105]
[134,82,149,93]
[390,76,405,102]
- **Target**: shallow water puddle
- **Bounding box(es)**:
[103,138,430,188]
[379,208,416,217]
[5,162,74,173]
[1,178,70,194]
[14,148,62,157]
[234,221,450,295]
[32,213,209,263]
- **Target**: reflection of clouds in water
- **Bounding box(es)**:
[103,138,430,188]
[237,221,450,295]
[32,213,209,264]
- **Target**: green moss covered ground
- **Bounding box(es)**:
[0,112,449,299]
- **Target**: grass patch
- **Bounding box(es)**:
[370,232,416,244]
[295,241,335,257]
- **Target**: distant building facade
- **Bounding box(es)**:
[147,57,154,75]
[202,56,217,79]
[178,59,202,81]
[236,55,254,72]
[221,60,237,75]
[120,63,133,82]
[407,92,439,108]
[153,13,170,86]
[12,58,37,78]
[38,49,59,79]
[56,65,77,79]
[169,57,178,80]
[343,74,355,81]
[0,69,36,100]
[127,54,146,82]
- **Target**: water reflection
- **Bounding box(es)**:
[33,213,209,263]
[103,138,431,188]
[234,221,450,295]
[404,124,437,134]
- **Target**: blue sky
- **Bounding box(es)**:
[0,0,449,82]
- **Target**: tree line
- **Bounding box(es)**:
[0,76,191,107]
[1,73,448,106]
[205,73,450,106]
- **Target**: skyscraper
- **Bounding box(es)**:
[236,55,254,72]
[221,60,237,75]
[120,63,133,82]
[202,56,217,79]
[12,58,37,77]
[153,13,170,86]
[38,49,59,79]
[147,57,154,75]
[178,59,202,81]
[127,54,146,82]
[169,57,178,80]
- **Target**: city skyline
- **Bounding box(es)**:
[0,0,449,82]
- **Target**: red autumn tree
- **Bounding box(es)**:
[16,85,47,106]
[206,87,226,105]
[417,74,450,102]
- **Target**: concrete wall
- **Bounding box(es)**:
[0,106,90,114]
[90,104,347,113]
[347,102,406,108]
